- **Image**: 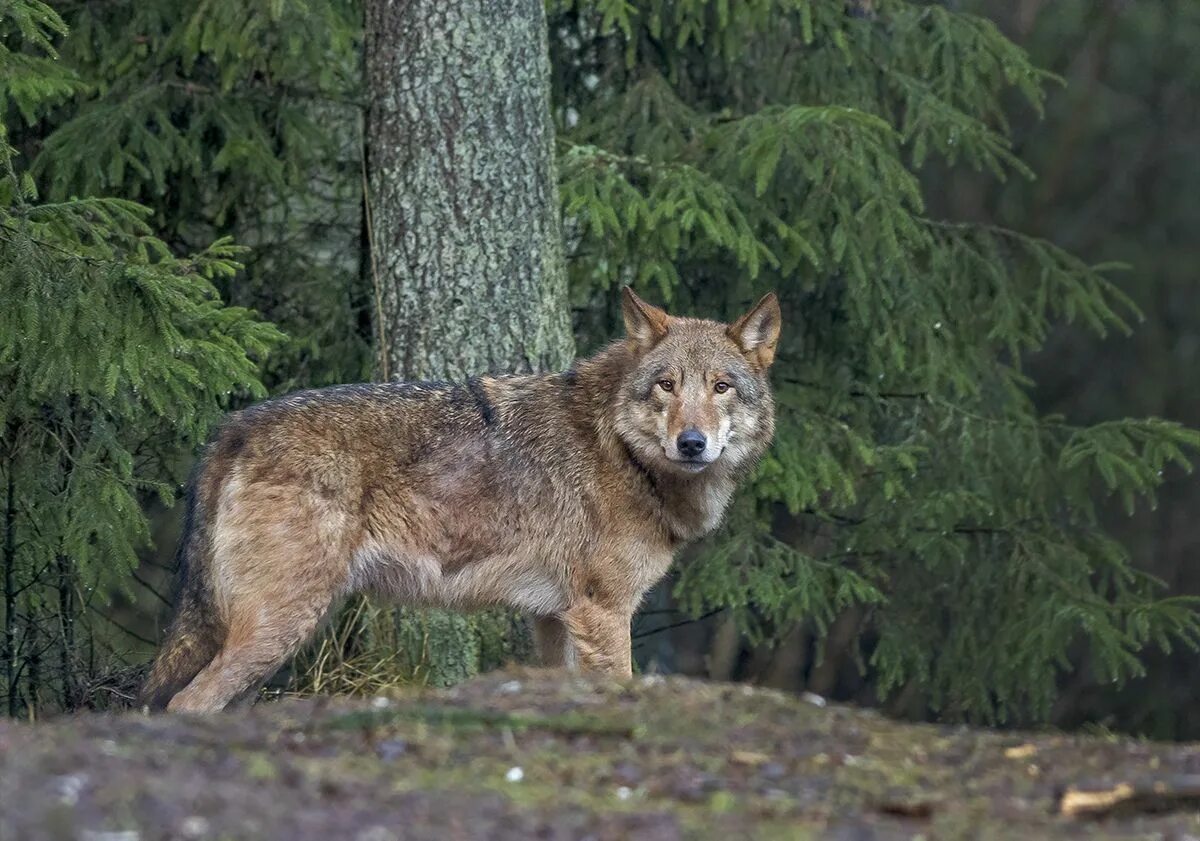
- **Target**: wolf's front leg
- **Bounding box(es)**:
[561,603,633,678]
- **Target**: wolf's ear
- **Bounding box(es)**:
[728,292,781,368]
[621,287,670,348]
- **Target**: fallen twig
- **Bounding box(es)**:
[1060,776,1200,819]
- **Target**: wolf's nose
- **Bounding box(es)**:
[677,429,707,458]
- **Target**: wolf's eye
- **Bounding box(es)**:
[714,381,731,394]
[657,379,675,393]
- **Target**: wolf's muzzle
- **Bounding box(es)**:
[676,428,707,458]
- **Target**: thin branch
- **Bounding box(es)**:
[87,604,156,646]
[632,608,725,640]
[130,568,172,608]
[784,377,929,401]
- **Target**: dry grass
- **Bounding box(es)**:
[286,597,429,699]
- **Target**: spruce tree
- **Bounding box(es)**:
[34,0,365,389]
[963,0,1200,738]
[0,0,281,713]
[547,0,1200,722]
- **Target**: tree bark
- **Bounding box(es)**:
[364,0,574,382]
[356,0,573,686]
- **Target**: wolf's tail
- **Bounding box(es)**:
[138,475,226,711]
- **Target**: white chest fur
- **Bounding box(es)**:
[660,475,735,543]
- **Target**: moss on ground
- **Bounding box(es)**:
[0,669,1197,840]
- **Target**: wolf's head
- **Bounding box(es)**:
[614,287,780,478]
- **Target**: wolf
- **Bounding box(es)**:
[139,287,780,712]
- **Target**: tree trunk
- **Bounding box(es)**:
[4,458,18,717]
[364,0,573,383]
[352,0,573,687]
[56,554,75,708]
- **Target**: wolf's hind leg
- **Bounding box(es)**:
[562,603,633,678]
[166,482,352,713]
[167,589,335,713]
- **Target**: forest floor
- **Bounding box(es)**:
[1,668,1198,840]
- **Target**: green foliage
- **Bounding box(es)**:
[551,0,1200,723]
[6,0,1197,726]
[0,0,281,713]
[950,0,1200,738]
[39,0,367,389]
[0,0,78,121]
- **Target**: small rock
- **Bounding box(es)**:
[53,774,87,806]
[370,696,391,709]
[498,680,523,694]
[801,692,827,708]
[355,827,398,841]
[505,766,524,783]
[762,762,787,781]
[179,816,209,838]
[616,786,633,801]
[376,739,408,762]
[611,761,642,786]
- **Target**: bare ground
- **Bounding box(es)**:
[1,668,1198,840]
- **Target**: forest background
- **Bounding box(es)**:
[2,0,1198,740]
